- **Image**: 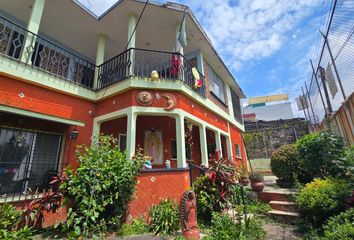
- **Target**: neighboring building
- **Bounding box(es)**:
[0,0,245,221]
[243,102,294,122]
[242,95,308,173]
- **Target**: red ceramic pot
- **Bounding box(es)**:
[251,180,264,192]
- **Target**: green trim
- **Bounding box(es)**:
[0,105,85,126]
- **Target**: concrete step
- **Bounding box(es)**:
[268,210,299,224]
[269,200,298,212]
[257,191,292,203]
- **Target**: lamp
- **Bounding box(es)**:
[71,129,79,140]
[151,70,159,81]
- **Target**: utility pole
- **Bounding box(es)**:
[319,66,333,114]
[305,82,317,124]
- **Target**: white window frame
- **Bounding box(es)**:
[235,144,242,159]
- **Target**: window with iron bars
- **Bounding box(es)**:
[0,127,62,201]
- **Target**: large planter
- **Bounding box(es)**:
[239,176,249,186]
[250,180,265,192]
[276,178,293,188]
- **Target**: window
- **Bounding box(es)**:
[235,144,241,158]
[0,127,62,195]
[207,143,216,158]
[118,134,127,151]
[231,89,242,123]
[171,140,192,160]
[207,63,226,103]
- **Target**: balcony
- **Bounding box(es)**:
[0,15,206,98]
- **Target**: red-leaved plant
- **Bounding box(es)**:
[207,150,240,204]
[19,174,64,228]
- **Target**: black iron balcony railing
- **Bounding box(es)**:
[1,15,206,98]
[0,15,95,88]
[97,48,207,97]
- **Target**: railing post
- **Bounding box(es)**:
[93,33,106,89]
[20,0,46,64]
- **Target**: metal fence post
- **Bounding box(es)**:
[310,60,327,116]
[319,66,333,114]
[302,87,314,130]
[319,30,346,100]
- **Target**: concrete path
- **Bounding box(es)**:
[262,222,300,240]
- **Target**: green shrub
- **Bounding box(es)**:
[334,146,354,182]
[296,131,344,181]
[271,144,301,182]
[148,199,180,236]
[119,217,149,236]
[322,208,354,240]
[0,225,34,240]
[296,178,352,227]
[0,204,21,230]
[0,204,34,239]
[61,135,144,237]
[203,212,265,240]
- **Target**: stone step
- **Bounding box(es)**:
[268,210,299,224]
[257,191,292,203]
[269,200,298,212]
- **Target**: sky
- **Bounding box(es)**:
[79,0,332,117]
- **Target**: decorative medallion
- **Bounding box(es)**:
[161,93,177,111]
[136,91,154,106]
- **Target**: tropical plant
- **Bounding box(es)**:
[0,204,21,230]
[119,217,150,236]
[322,208,354,240]
[296,178,352,227]
[148,199,180,236]
[270,144,301,182]
[193,150,240,223]
[296,131,344,181]
[0,204,34,239]
[20,174,64,228]
[61,135,144,237]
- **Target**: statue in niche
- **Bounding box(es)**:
[144,130,162,165]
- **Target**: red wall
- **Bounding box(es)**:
[0,75,95,169]
[128,170,190,221]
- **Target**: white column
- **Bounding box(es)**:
[21,0,46,63]
[92,120,101,144]
[199,124,208,167]
[126,111,137,161]
[127,14,137,76]
[225,135,233,160]
[215,131,222,158]
[176,115,187,168]
[93,33,106,89]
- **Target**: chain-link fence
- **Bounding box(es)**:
[298,0,354,145]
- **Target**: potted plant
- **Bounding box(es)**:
[239,166,249,186]
[249,173,264,192]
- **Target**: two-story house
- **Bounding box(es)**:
[0,0,245,220]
